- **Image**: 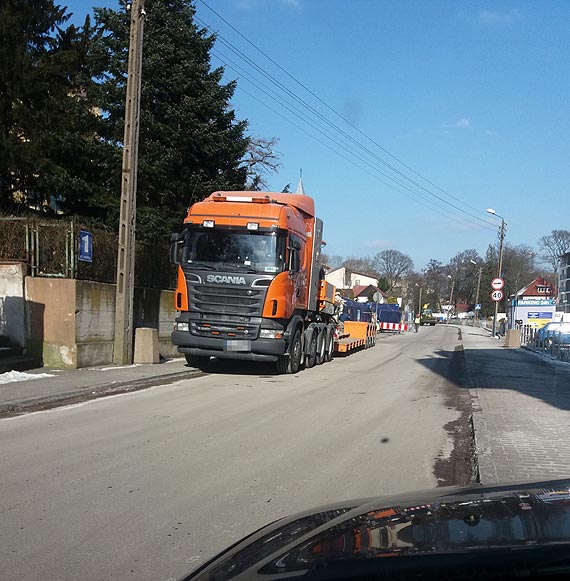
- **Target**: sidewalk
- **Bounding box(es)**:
[460,325,570,484]
[0,357,199,417]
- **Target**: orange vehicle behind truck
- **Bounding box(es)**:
[170,190,341,373]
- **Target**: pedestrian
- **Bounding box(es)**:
[498,318,506,337]
[414,314,420,333]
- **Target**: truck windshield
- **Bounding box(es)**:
[182,229,287,274]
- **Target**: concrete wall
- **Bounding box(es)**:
[0,262,28,348]
[26,277,78,367]
[134,287,178,358]
[24,277,178,368]
[76,281,116,368]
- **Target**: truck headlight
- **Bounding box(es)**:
[259,329,283,339]
[176,322,189,332]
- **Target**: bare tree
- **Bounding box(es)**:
[241,136,281,190]
[447,249,482,303]
[373,249,414,291]
[342,256,377,278]
[538,230,570,271]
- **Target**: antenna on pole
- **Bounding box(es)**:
[296,168,306,195]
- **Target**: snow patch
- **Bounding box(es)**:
[0,370,55,385]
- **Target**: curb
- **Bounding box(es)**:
[0,369,203,418]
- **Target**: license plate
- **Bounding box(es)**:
[224,340,251,352]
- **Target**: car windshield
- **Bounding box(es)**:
[181,229,287,274]
[3,3,570,581]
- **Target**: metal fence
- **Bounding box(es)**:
[0,217,175,289]
[518,324,570,363]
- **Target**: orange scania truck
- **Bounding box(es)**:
[170,190,375,373]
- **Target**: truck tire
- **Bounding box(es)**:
[304,330,318,368]
[316,326,327,365]
[276,329,302,374]
[325,326,335,362]
[185,354,211,370]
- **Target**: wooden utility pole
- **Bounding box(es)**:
[114,0,145,364]
[475,266,482,326]
[492,218,507,337]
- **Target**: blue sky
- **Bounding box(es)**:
[69,0,569,270]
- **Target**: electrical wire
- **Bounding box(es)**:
[211,48,495,231]
[196,3,497,230]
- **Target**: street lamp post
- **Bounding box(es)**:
[447,274,455,322]
[415,282,422,321]
[486,208,507,337]
[470,259,482,327]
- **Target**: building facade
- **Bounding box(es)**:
[558,251,570,314]
[325,267,378,291]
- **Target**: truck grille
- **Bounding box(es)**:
[188,283,267,317]
[187,282,268,339]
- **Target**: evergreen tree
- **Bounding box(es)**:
[92,0,249,240]
[0,1,107,214]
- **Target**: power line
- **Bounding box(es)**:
[197,0,491,229]
[212,48,495,232]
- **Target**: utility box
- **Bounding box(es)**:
[505,329,521,349]
[134,327,160,364]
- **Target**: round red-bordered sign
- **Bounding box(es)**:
[491,277,504,290]
[490,289,504,302]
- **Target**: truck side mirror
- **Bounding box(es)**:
[288,239,301,272]
[170,232,181,265]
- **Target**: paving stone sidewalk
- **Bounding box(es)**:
[461,325,570,483]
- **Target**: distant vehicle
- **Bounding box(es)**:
[420,308,437,326]
[535,321,570,347]
[182,478,570,581]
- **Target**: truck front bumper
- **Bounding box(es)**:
[171,331,286,363]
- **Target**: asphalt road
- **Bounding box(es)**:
[1,325,468,581]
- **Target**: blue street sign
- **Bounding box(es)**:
[79,230,93,262]
[475,304,481,310]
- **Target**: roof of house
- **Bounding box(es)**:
[352,284,386,298]
[515,277,557,297]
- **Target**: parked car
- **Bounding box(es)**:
[535,322,570,347]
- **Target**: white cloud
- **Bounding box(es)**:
[479,8,522,24]
[441,117,472,130]
[366,239,391,250]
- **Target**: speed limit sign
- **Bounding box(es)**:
[490,289,504,302]
[491,277,504,290]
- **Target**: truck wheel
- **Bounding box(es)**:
[276,330,302,374]
[185,354,210,370]
[324,327,334,362]
[305,331,318,368]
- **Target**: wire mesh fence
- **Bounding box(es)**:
[0,217,176,289]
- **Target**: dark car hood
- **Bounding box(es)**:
[182,478,570,580]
